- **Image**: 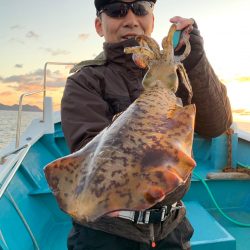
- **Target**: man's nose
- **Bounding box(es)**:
[123,9,139,27]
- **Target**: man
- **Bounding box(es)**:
[61,0,232,249]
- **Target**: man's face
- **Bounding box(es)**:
[95,0,154,43]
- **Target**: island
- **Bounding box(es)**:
[0,103,42,112]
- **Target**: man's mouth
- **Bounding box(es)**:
[121,34,138,40]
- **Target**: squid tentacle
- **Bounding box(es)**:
[162,24,177,51]
[174,35,191,62]
[135,35,161,59]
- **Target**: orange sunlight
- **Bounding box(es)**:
[0,65,70,111]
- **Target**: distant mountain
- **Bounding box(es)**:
[0,103,42,112]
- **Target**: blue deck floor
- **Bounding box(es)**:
[209,209,250,250]
[186,201,236,250]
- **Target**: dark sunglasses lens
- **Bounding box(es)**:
[132,2,150,16]
[103,1,153,18]
[105,3,128,17]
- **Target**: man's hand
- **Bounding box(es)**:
[169,16,194,51]
[169,16,204,72]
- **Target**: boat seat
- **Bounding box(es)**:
[186,201,236,250]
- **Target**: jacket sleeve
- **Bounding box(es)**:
[61,69,111,153]
[182,21,232,137]
[188,54,232,137]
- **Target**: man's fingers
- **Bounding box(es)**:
[184,25,193,34]
[170,16,194,30]
[174,25,193,52]
[169,16,195,51]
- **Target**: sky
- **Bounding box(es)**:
[0,0,250,120]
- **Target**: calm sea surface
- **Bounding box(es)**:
[0,110,42,150]
[1,110,250,150]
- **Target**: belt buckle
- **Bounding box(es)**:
[136,203,183,224]
[161,206,168,221]
[136,211,146,224]
[135,210,152,224]
[140,206,168,224]
[144,210,151,223]
[146,208,163,224]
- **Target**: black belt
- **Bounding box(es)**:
[117,201,184,224]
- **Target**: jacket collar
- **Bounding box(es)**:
[103,39,141,70]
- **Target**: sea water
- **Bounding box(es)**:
[0,110,42,149]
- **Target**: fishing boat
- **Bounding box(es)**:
[0,62,249,250]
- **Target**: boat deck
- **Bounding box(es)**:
[1,121,249,250]
[209,208,250,250]
[37,201,250,250]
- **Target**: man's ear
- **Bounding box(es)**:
[95,17,104,37]
[152,14,155,32]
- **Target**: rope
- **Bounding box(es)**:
[223,128,234,172]
[193,171,250,227]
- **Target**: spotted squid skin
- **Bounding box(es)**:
[44,83,196,222]
[44,24,196,222]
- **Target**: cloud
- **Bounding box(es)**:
[2,69,43,84]
[41,47,70,56]
[0,69,67,92]
[46,81,66,88]
[26,31,39,39]
[233,109,246,114]
[15,64,23,68]
[10,25,23,30]
[233,109,250,115]
[65,65,75,71]
[78,33,90,41]
[235,76,250,82]
[9,38,25,45]
[0,91,12,96]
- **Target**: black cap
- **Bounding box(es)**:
[95,0,157,11]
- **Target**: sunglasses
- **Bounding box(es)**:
[97,1,154,18]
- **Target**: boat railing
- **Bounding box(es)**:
[15,90,44,148]
[0,144,30,198]
[0,62,76,198]
[15,61,76,148]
